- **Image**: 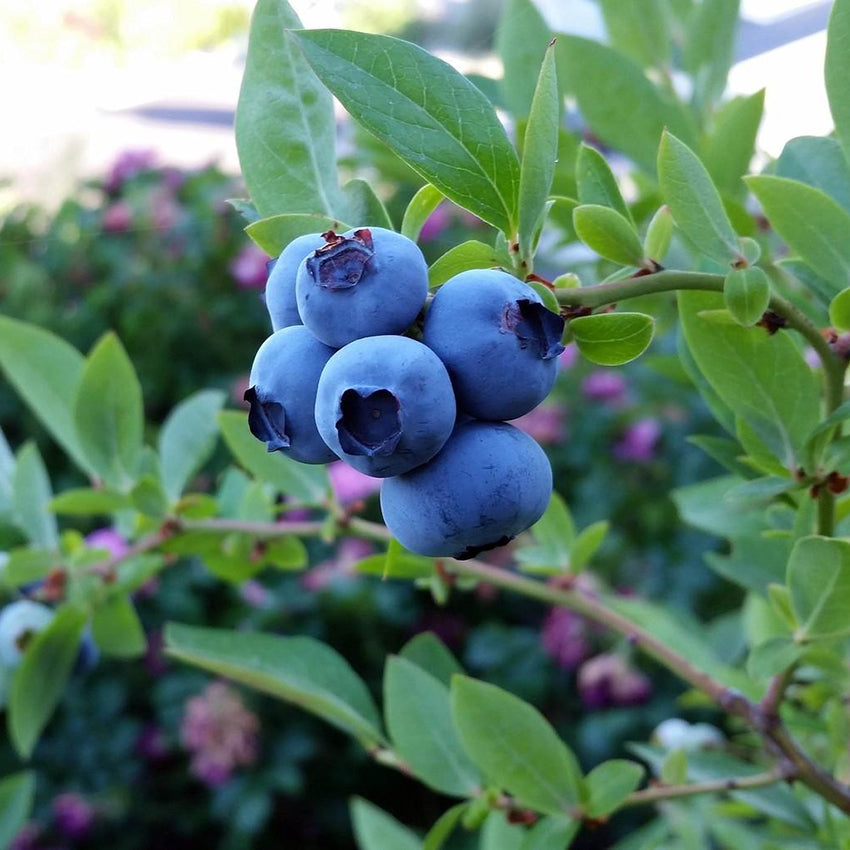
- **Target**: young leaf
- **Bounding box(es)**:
[514,492,575,573]
[576,144,631,223]
[644,206,674,262]
[49,487,131,516]
[0,771,35,849]
[724,267,770,327]
[451,676,584,814]
[428,241,502,290]
[598,0,670,69]
[703,90,765,196]
[830,287,850,330]
[92,595,147,659]
[246,213,351,255]
[401,185,444,242]
[292,30,520,234]
[9,605,87,758]
[787,536,850,641]
[342,179,394,230]
[13,443,58,549]
[746,175,850,291]
[165,623,385,746]
[585,760,645,818]
[683,0,740,109]
[158,390,225,501]
[570,521,609,572]
[521,815,579,850]
[235,0,345,219]
[775,135,850,215]
[746,637,802,680]
[384,656,481,796]
[826,0,850,163]
[658,131,740,265]
[422,804,466,850]
[350,798,421,850]
[355,551,434,580]
[573,205,645,266]
[570,313,655,366]
[517,42,560,259]
[480,811,525,850]
[399,632,464,688]
[73,333,144,490]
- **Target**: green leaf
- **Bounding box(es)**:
[678,291,820,467]
[658,131,740,265]
[451,676,584,814]
[9,605,87,758]
[399,632,464,688]
[246,213,350,255]
[0,426,13,517]
[787,536,850,641]
[355,550,434,580]
[384,656,480,796]
[131,475,169,518]
[165,623,384,746]
[235,0,345,219]
[746,637,802,680]
[342,179,394,230]
[0,771,35,850]
[226,198,260,223]
[515,492,574,573]
[570,312,654,366]
[0,316,90,473]
[570,521,609,572]
[704,90,765,196]
[13,443,57,549]
[661,749,688,785]
[599,0,670,69]
[422,804,466,850]
[521,817,578,850]
[481,811,525,850]
[266,536,308,570]
[826,0,850,163]
[517,43,559,259]
[644,206,673,263]
[350,798,421,850]
[73,333,143,490]
[428,241,502,290]
[682,0,740,108]
[576,144,631,222]
[401,185,444,242]
[496,0,552,119]
[92,595,147,659]
[723,476,797,505]
[585,760,645,818]
[746,175,850,291]
[218,411,327,505]
[292,29,520,234]
[49,487,131,516]
[724,267,770,327]
[775,135,850,214]
[0,548,57,589]
[573,205,645,266]
[159,390,225,501]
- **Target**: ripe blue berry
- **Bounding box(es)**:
[380,421,552,558]
[315,336,456,477]
[296,228,428,347]
[245,325,338,464]
[265,233,326,331]
[423,269,565,420]
[0,600,54,667]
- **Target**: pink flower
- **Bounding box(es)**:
[511,403,567,445]
[52,793,95,840]
[559,342,578,370]
[577,653,652,708]
[150,188,180,230]
[540,608,591,670]
[613,418,661,464]
[239,579,270,608]
[85,528,128,559]
[102,202,133,233]
[230,244,270,289]
[328,461,381,505]
[419,203,451,242]
[302,537,373,591]
[181,681,259,787]
[582,370,627,404]
[105,149,156,193]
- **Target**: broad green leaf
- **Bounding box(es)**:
[517,43,559,259]
[422,804,466,850]
[704,90,765,196]
[350,798,421,850]
[13,443,57,549]
[480,811,525,850]
[658,131,740,264]
[131,475,169,518]
[831,287,850,330]
[0,316,90,473]
[401,185,444,242]
[0,771,35,850]
[355,552,434,580]
[246,213,350,255]
[49,487,131,516]
[724,267,770,326]
[576,144,631,222]
[92,595,147,658]
[218,411,327,505]
[673,476,770,539]
[0,548,57,589]
[570,312,654,366]
[585,760,645,818]
[165,623,384,746]
[159,390,225,501]
[521,816,579,850]
[570,521,609,572]
[266,536,308,570]
[428,241,501,290]
[399,632,464,688]
[599,0,670,69]
[384,656,481,796]
[706,534,790,596]
[573,205,645,266]
[682,0,740,109]
[687,435,749,476]
[9,605,87,758]
[723,476,797,505]
[226,198,260,223]
[746,637,802,680]
[73,333,143,490]
[777,256,839,308]
[0,425,13,516]
[787,536,850,641]
[746,175,850,291]
[661,749,688,785]
[451,676,584,814]
[644,206,673,263]
[775,136,850,214]
[235,0,345,219]
[515,492,574,573]
[678,291,819,467]
[342,179,394,230]
[826,0,850,163]
[496,0,552,119]
[293,30,520,234]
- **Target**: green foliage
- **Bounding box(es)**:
[351,798,422,850]
[584,760,645,818]
[570,313,655,366]
[401,185,444,242]
[428,242,502,289]
[724,267,770,327]
[573,205,645,267]
[246,212,350,254]
[787,536,850,641]
[0,772,35,850]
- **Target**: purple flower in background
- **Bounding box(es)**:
[150,188,180,230]
[302,537,374,591]
[804,346,821,370]
[180,681,259,787]
[328,461,381,505]
[582,370,627,404]
[559,342,578,371]
[230,243,270,289]
[52,793,96,840]
[10,824,41,850]
[613,418,661,463]
[511,402,567,445]
[578,653,652,708]
[136,724,169,762]
[239,579,270,608]
[102,202,133,233]
[540,608,591,670]
[105,149,156,193]
[85,528,128,559]
[419,202,451,242]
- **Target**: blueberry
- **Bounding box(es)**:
[296,228,428,347]
[315,336,456,477]
[423,269,565,420]
[0,599,54,667]
[265,233,326,331]
[380,420,552,558]
[245,325,338,464]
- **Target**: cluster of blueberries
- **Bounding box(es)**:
[248,227,566,559]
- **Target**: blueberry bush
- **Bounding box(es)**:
[4,0,850,847]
